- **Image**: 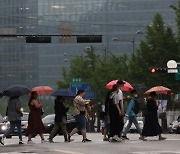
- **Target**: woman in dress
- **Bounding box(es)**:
[68,89,91,142]
[140,91,166,141]
[27,91,46,143]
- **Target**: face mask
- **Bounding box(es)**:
[134,94,138,98]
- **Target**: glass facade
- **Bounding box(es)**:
[0,0,39,89]
[0,0,178,89]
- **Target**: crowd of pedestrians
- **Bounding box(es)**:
[0,80,166,145]
[102,80,166,142]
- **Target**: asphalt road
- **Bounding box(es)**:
[0,133,180,154]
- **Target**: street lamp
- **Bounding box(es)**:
[136,30,145,35]
[63,53,68,56]
[64,59,69,62]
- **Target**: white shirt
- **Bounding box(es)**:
[113,93,120,105]
[118,89,124,111]
[118,89,123,101]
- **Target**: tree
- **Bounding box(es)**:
[128,13,180,91]
[57,46,129,101]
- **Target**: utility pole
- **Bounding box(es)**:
[104,46,107,60]
[132,37,135,54]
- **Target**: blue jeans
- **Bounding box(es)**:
[4,120,22,141]
[122,116,142,136]
[74,114,86,131]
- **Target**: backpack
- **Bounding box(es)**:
[132,98,139,114]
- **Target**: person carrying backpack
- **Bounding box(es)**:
[121,89,143,140]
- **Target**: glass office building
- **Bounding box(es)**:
[0,0,39,89]
[0,0,178,89]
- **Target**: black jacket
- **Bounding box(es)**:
[54,101,69,123]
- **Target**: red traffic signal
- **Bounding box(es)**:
[150,68,167,73]
[151,68,156,73]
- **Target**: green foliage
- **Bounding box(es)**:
[57,46,128,101]
[57,12,180,105]
[128,13,180,91]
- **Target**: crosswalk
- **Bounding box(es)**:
[131,150,180,154]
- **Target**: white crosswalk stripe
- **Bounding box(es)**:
[131,150,180,154]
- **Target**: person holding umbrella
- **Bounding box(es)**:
[0,85,31,145]
[27,91,46,144]
[109,84,123,142]
[49,96,69,143]
[116,80,125,138]
[68,89,91,142]
[140,91,166,141]
[0,96,23,145]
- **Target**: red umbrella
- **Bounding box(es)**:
[32,86,53,95]
[106,80,133,91]
[145,86,170,94]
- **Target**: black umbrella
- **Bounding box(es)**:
[2,85,32,97]
[51,90,76,99]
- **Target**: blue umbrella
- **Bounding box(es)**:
[2,85,32,97]
[51,90,76,99]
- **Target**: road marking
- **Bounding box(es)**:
[50,149,84,154]
[0,152,37,154]
[166,139,180,141]
[131,150,180,154]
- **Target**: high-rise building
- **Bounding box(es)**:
[0,0,39,89]
[0,0,178,89]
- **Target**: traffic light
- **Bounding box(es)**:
[26,36,51,43]
[76,35,102,43]
[150,68,167,73]
[151,68,156,73]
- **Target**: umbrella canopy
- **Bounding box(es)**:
[51,90,76,98]
[145,86,171,94]
[2,85,32,97]
[106,80,133,91]
[32,86,53,95]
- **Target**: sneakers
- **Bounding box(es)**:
[82,138,92,142]
[139,136,147,141]
[19,141,24,145]
[112,135,122,142]
[0,137,4,145]
[121,136,129,140]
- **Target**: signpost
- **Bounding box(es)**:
[167,60,178,73]
[167,60,180,80]
[176,73,180,80]
[70,78,96,99]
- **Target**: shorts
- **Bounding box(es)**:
[74,114,86,131]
